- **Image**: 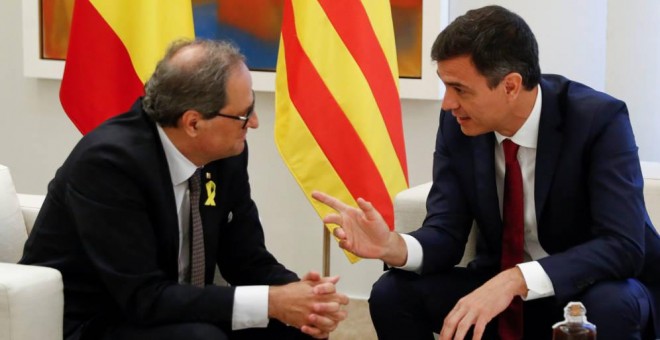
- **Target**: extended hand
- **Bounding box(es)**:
[439,268,527,340]
[312,191,402,262]
[269,271,349,339]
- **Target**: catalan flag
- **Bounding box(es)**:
[59,0,194,134]
[275,0,408,262]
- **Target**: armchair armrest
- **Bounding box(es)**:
[393,182,432,234]
[0,263,63,340]
[17,194,45,235]
[393,182,479,267]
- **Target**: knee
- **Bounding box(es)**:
[579,279,650,331]
[370,270,409,308]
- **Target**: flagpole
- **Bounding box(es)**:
[323,225,331,277]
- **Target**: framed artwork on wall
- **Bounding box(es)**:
[22,0,447,99]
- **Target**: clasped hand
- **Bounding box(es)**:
[269,271,349,339]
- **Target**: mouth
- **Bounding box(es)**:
[453,113,470,125]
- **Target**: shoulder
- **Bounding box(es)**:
[62,101,166,180]
[540,74,629,136]
[540,74,627,118]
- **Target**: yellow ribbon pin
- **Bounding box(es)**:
[205,180,216,206]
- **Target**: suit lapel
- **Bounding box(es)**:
[535,79,564,221]
[472,133,502,226]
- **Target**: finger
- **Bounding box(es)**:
[312,191,351,212]
[322,309,348,322]
[308,313,338,331]
[322,213,342,226]
[313,301,341,313]
[333,226,347,239]
[324,275,340,285]
[472,321,486,340]
[302,271,321,282]
[312,282,336,295]
[439,311,461,340]
[319,293,350,306]
[355,197,382,221]
[300,325,329,339]
[338,239,352,251]
[454,314,475,340]
[309,275,340,286]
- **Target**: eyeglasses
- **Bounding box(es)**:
[215,110,253,128]
[213,90,255,128]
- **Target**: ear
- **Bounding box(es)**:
[502,73,523,99]
[179,109,202,137]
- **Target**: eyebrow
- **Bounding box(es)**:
[443,81,467,89]
[436,70,470,91]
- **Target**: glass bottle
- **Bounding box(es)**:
[552,301,597,340]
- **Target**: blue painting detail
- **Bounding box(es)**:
[193,3,279,72]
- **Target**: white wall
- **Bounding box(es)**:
[1,0,658,299]
[605,1,660,162]
[450,0,607,90]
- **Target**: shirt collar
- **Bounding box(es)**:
[156,124,198,186]
[495,85,542,149]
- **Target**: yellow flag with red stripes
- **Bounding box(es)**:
[60,0,194,134]
[275,0,409,263]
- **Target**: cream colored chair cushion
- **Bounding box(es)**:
[0,165,28,263]
[0,165,63,340]
[0,263,63,340]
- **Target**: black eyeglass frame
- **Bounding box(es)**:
[215,110,252,128]
[212,90,255,128]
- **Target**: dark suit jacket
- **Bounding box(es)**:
[20,99,298,338]
[410,74,660,329]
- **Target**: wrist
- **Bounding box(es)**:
[507,267,529,298]
[267,285,281,320]
[381,232,407,267]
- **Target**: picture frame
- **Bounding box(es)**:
[22,0,447,100]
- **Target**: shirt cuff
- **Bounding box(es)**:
[394,234,423,274]
[232,286,269,330]
[517,261,555,300]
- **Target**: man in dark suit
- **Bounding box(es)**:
[20,39,348,340]
[313,5,659,340]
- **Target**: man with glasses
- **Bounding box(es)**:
[20,39,348,340]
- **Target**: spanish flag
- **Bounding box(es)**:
[59,0,194,134]
[275,0,408,262]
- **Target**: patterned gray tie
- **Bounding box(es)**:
[188,169,205,287]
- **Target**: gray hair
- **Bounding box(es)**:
[143,39,246,127]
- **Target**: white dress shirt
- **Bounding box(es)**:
[156,126,269,329]
[398,86,555,300]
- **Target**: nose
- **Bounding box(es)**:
[246,110,259,129]
[441,89,459,112]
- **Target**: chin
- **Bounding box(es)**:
[460,126,488,137]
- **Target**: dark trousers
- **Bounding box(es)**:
[69,318,314,340]
[369,268,656,340]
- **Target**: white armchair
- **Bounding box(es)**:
[0,164,62,340]
[393,162,660,265]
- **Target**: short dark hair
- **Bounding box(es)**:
[431,5,540,90]
[143,39,246,127]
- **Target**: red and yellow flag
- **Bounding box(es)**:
[59,0,194,134]
[275,0,408,262]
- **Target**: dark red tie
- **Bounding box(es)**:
[499,139,524,340]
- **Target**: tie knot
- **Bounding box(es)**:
[502,139,520,163]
